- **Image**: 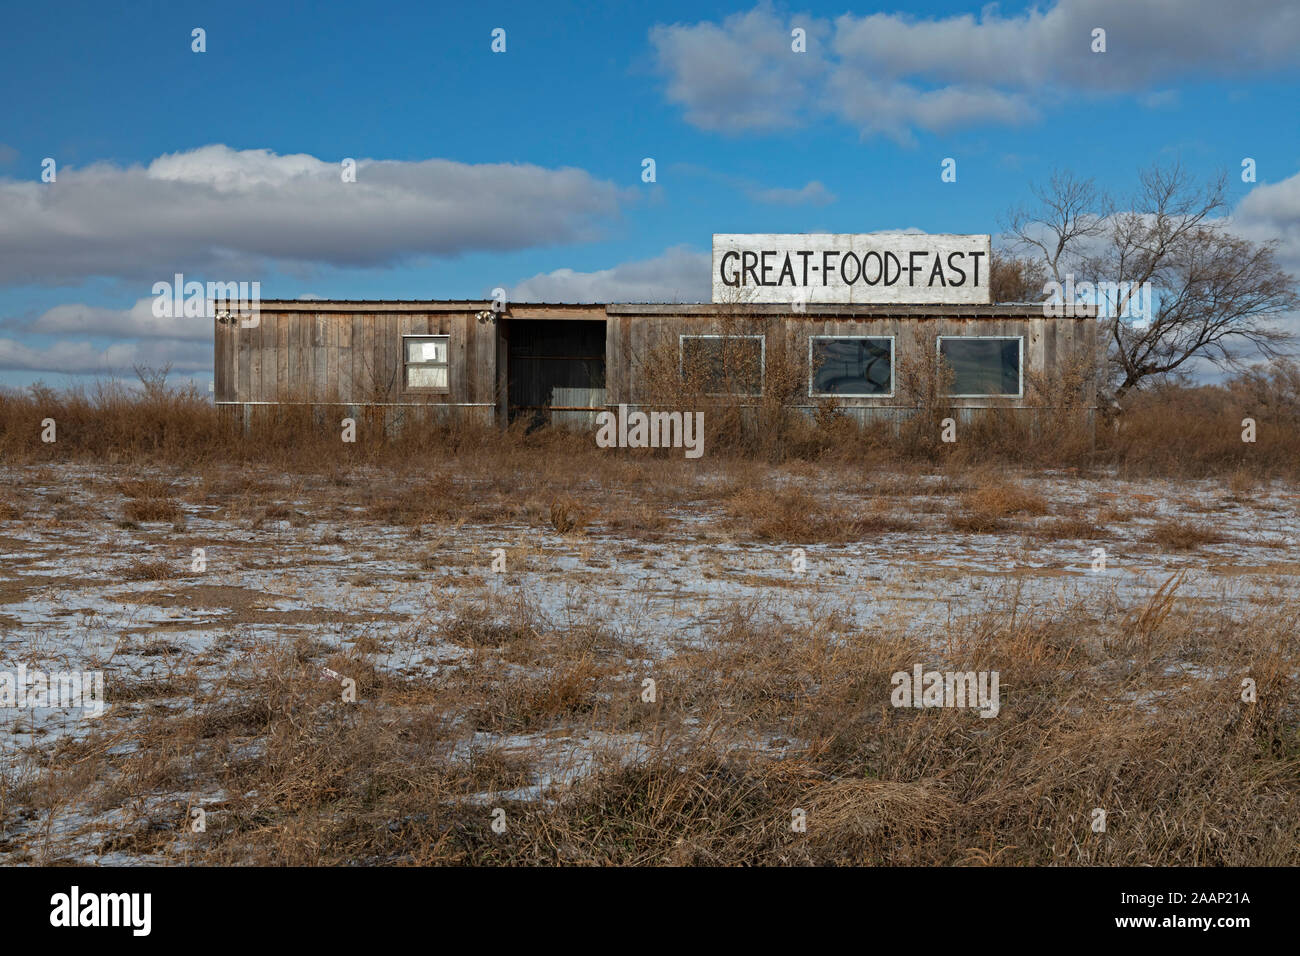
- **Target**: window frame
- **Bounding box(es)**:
[402,333,451,394]
[936,334,1024,399]
[678,333,766,397]
[807,334,896,399]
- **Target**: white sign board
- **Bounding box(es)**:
[712,233,991,305]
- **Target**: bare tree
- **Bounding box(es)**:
[134,363,173,400]
[1005,170,1111,285]
[1008,163,1299,404]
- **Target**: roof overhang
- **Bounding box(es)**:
[245,300,1097,318]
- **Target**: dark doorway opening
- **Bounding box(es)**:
[505,319,606,427]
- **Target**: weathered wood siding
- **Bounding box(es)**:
[214,304,495,406]
[605,311,1097,409]
[214,302,1098,432]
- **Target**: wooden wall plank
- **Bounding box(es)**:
[1027,316,1045,382]
[473,314,495,405]
[338,312,354,403]
[275,313,288,400]
[370,314,386,402]
[326,312,340,401]
[349,314,363,398]
[359,313,375,401]
[497,319,509,423]
[237,322,251,402]
[397,313,414,400]
[246,318,262,401]
[300,313,313,402]
[387,313,398,400]
[300,312,312,400]
[404,312,428,402]
[605,314,622,404]
[313,312,327,402]
[260,313,277,402]
[1044,320,1058,381]
[452,313,469,404]
[284,313,298,400]
[214,317,230,402]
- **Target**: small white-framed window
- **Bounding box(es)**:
[809,335,894,398]
[937,335,1023,398]
[679,334,765,397]
[403,334,450,392]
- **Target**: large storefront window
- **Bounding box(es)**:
[938,336,1023,397]
[809,336,893,397]
[680,335,765,396]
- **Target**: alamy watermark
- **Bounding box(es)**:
[1043,274,1153,326]
[152,272,261,327]
[50,886,150,936]
[1,664,105,718]
[595,404,704,459]
[891,665,1000,718]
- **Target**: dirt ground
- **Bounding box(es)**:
[1,458,1298,865]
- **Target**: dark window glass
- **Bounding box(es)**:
[940,337,1021,396]
[681,336,764,395]
[811,337,892,395]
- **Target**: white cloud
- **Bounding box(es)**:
[1233,170,1300,273]
[671,163,839,206]
[29,297,211,341]
[651,1,1300,140]
[748,180,836,206]
[0,144,623,286]
[650,7,830,133]
[511,246,710,303]
[0,337,210,375]
[827,72,1033,143]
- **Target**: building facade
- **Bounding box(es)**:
[213,300,1098,431]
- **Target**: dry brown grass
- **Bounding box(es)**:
[724,486,916,542]
[366,479,457,525]
[4,358,1300,479]
[114,476,185,523]
[120,558,179,582]
[1109,362,1300,480]
[9,582,1295,866]
[1025,515,1106,541]
[5,364,1300,866]
[1144,519,1228,550]
[1227,467,1258,499]
[1095,503,1136,525]
[946,472,1052,533]
[602,502,673,537]
[962,476,1051,517]
[122,497,182,523]
[548,497,588,535]
[117,478,175,499]
[947,511,1008,533]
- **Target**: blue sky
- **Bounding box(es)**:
[1,0,1298,388]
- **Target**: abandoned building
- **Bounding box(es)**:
[212,299,1099,430]
[211,234,1098,432]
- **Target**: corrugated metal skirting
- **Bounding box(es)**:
[550,387,608,429]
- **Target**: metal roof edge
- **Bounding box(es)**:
[605,303,1097,317]
[244,300,1097,318]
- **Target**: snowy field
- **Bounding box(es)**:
[1,461,1297,863]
